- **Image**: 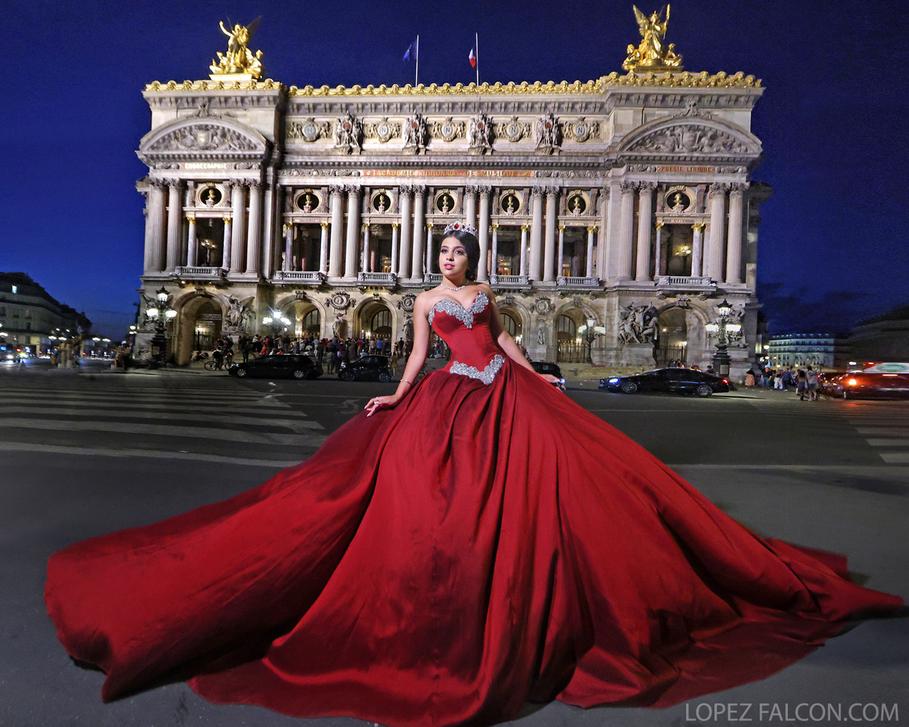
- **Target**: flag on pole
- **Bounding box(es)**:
[468,46,477,69]
[403,37,418,62]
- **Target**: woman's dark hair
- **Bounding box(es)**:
[441,229,480,281]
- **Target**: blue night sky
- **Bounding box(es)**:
[3,0,906,337]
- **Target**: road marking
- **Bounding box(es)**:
[879,452,909,464]
[0,398,316,420]
[0,442,301,468]
[0,407,323,431]
[864,439,909,447]
[856,427,909,435]
[0,419,325,447]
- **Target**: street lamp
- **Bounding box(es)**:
[577,316,607,365]
[145,286,177,367]
[704,297,741,377]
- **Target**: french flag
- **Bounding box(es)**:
[468,46,477,69]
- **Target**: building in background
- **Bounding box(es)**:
[846,306,909,364]
[765,333,851,371]
[0,273,91,354]
[134,7,771,376]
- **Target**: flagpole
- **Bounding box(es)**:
[475,32,480,87]
[415,34,420,87]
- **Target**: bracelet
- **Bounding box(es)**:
[400,378,412,386]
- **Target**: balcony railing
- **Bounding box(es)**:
[490,274,530,287]
[174,266,226,282]
[273,270,326,284]
[556,275,600,288]
[357,272,397,286]
[654,275,716,291]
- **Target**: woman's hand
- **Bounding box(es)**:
[364,394,401,417]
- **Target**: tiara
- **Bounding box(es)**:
[442,221,478,237]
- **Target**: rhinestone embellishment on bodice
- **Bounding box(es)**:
[428,291,489,328]
[450,354,506,385]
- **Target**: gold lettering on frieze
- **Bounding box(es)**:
[360,169,534,178]
[655,165,716,173]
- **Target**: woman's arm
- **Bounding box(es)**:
[393,294,431,397]
[482,284,536,372]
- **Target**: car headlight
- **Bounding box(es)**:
[607,377,620,383]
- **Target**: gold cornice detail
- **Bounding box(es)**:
[143,70,761,96]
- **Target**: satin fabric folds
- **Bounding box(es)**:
[45,290,905,727]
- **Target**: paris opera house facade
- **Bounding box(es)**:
[135,13,770,375]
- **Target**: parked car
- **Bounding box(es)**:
[599,367,734,397]
[228,354,322,380]
[834,371,909,399]
[531,360,566,390]
[338,354,393,383]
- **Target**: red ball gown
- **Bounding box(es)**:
[45,288,904,726]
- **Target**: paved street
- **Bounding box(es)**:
[2,368,907,726]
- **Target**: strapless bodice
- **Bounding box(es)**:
[428,290,508,385]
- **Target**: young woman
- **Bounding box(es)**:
[45,221,904,727]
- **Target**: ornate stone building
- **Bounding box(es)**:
[134,11,771,375]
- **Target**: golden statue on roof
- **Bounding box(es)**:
[623,4,683,72]
[209,17,265,80]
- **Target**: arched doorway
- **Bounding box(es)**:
[499,309,522,343]
[556,312,585,363]
[176,296,223,365]
[654,307,688,366]
[357,300,393,354]
[282,300,321,338]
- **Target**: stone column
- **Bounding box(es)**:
[491,223,499,279]
[705,183,728,280]
[390,222,399,276]
[245,181,262,275]
[424,223,433,277]
[229,181,247,274]
[529,189,543,281]
[477,186,491,281]
[164,179,184,272]
[148,182,168,272]
[398,186,412,278]
[361,223,371,273]
[556,224,565,279]
[691,223,705,277]
[318,221,329,274]
[604,182,622,280]
[261,183,275,279]
[328,187,344,277]
[221,215,232,269]
[586,225,595,278]
[543,187,558,282]
[283,222,293,271]
[595,187,608,279]
[654,222,664,277]
[186,216,197,266]
[725,183,747,284]
[344,186,361,279]
[463,185,477,228]
[617,182,635,281]
[519,224,529,278]
[411,186,426,279]
[635,182,655,281]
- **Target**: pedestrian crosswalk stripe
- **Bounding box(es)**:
[0,441,301,468]
[0,399,318,422]
[0,418,326,447]
[0,407,323,431]
[864,438,909,447]
[879,452,909,464]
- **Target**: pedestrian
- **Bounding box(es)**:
[806,366,819,401]
[796,368,808,400]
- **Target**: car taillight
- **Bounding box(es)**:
[846,378,858,387]
[721,378,729,384]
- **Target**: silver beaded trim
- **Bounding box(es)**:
[428,291,489,328]
[449,354,506,385]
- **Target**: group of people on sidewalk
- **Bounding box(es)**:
[743,365,822,400]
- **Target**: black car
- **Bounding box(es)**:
[600,367,733,396]
[531,360,567,390]
[338,354,393,383]
[228,354,322,380]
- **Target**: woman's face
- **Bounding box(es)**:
[439,236,469,281]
